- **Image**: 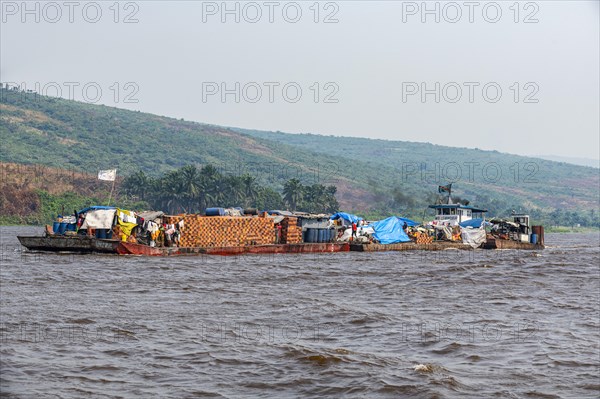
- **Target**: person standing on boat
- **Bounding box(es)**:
[276,223,282,244]
[351,222,357,240]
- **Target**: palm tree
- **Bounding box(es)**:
[179,165,203,211]
[240,174,259,207]
[160,171,185,213]
[221,176,243,207]
[123,170,150,200]
[201,164,219,181]
[197,165,220,210]
[283,178,304,211]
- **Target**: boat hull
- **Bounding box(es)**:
[117,242,350,256]
[116,242,182,256]
[483,238,544,250]
[350,241,473,252]
[18,235,544,256]
[17,235,120,254]
[351,239,544,252]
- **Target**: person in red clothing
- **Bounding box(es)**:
[351,222,357,240]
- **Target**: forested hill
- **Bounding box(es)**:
[233,129,599,224]
[1,87,598,226]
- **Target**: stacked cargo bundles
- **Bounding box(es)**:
[281,217,303,244]
[165,215,275,248]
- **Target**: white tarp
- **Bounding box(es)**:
[138,211,164,222]
[338,228,352,242]
[224,208,243,216]
[337,226,374,242]
[81,209,117,229]
[461,226,487,249]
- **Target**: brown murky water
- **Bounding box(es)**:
[1,226,599,398]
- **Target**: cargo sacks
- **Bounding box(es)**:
[164,215,275,248]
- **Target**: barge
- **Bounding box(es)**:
[483,237,544,250]
[17,187,544,256]
[19,235,544,256]
[350,241,473,252]
[17,236,350,256]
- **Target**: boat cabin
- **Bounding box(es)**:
[512,213,531,242]
[512,213,530,227]
[428,204,487,225]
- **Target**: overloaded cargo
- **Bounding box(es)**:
[281,217,302,244]
[167,214,275,248]
[17,184,545,255]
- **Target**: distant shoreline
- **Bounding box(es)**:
[544,226,600,234]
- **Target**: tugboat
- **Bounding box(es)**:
[484,213,545,249]
[427,183,487,226]
[428,202,488,226]
[427,184,544,250]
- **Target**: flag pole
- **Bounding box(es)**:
[106,170,117,206]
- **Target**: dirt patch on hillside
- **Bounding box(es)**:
[215,129,275,157]
[333,179,379,212]
[1,161,111,193]
[0,162,119,218]
[0,103,66,126]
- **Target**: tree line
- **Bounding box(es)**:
[122,165,339,214]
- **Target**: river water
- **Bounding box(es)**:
[1,226,598,398]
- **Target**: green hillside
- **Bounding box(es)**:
[0,88,379,211]
[1,87,598,226]
[233,130,599,225]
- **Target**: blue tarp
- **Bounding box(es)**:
[459,218,487,228]
[396,216,419,227]
[330,212,362,224]
[368,217,411,244]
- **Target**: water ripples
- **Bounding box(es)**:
[1,227,599,398]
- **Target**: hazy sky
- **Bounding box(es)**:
[2,1,599,159]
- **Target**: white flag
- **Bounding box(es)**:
[98,169,117,181]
